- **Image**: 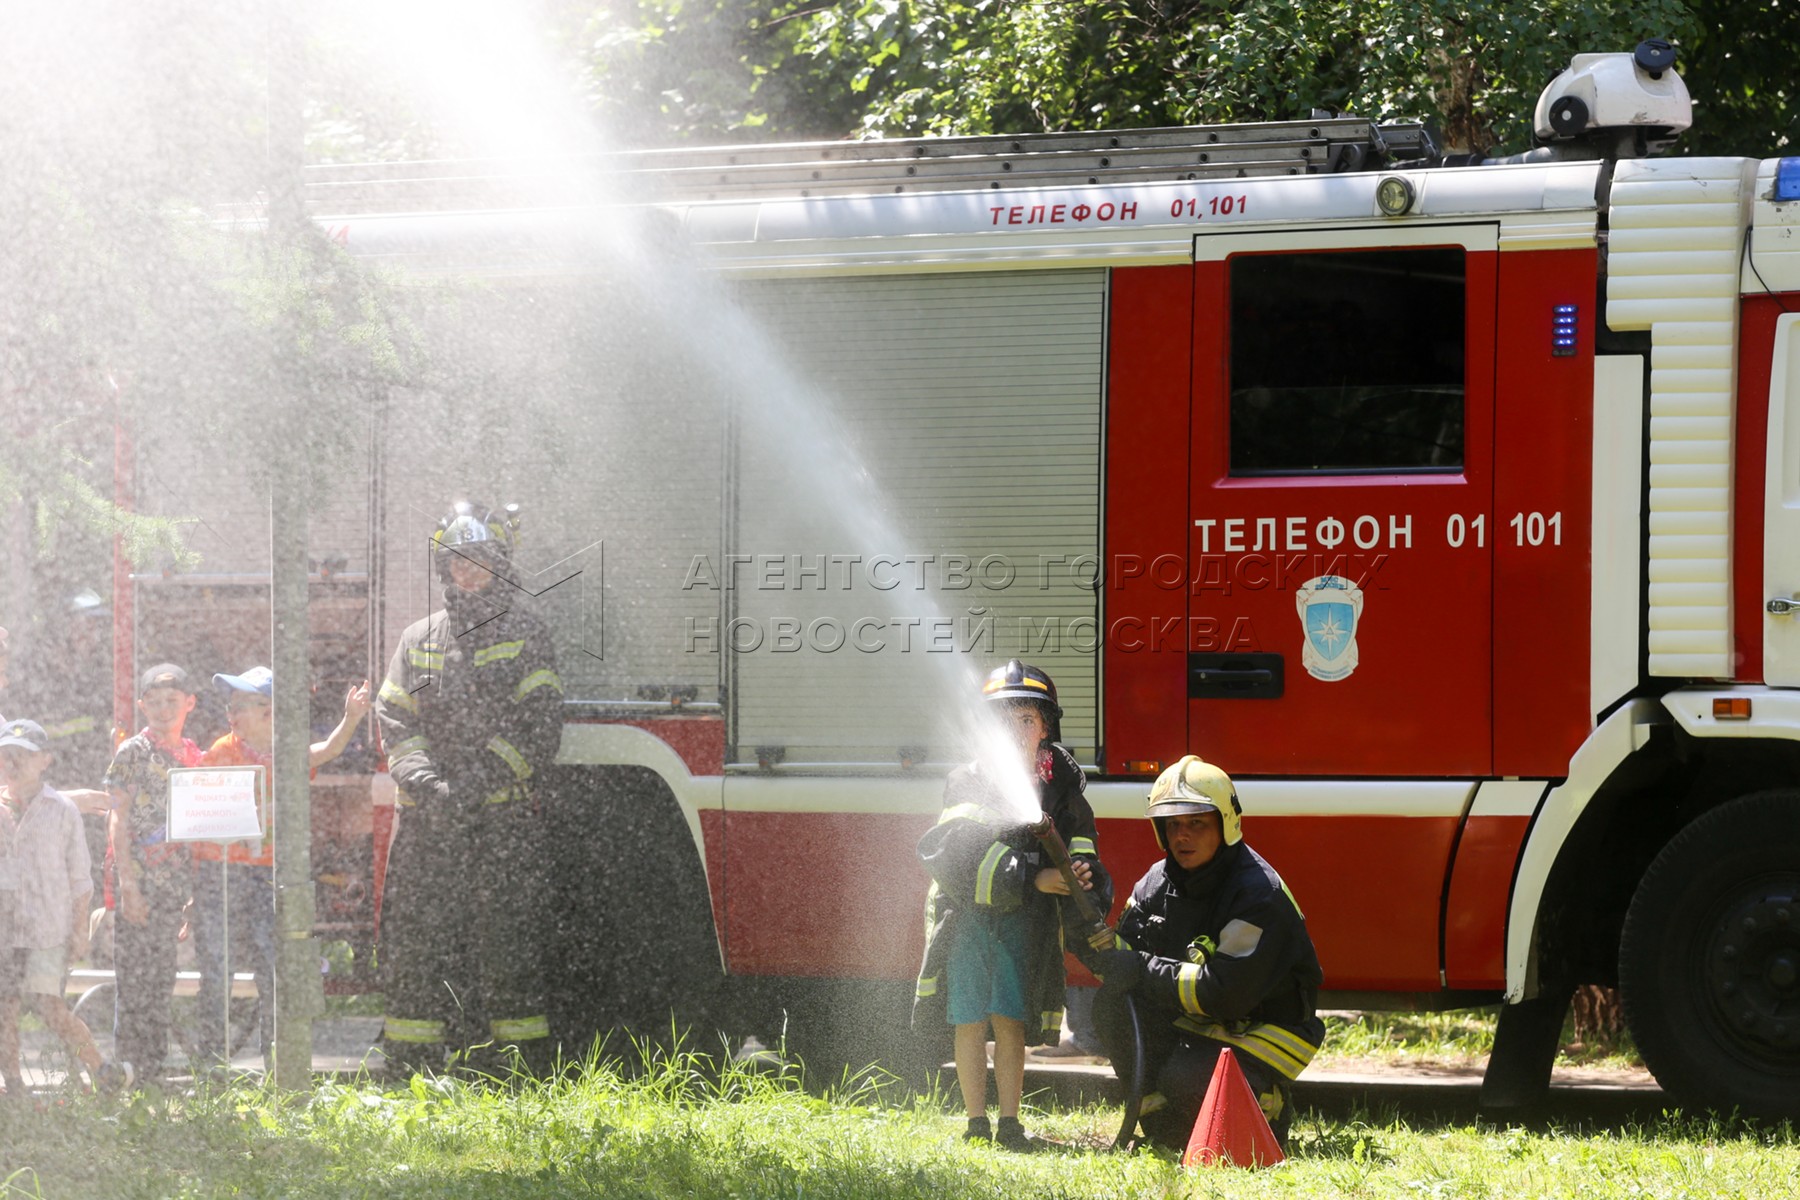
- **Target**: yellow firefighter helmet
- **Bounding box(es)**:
[1147,754,1243,847]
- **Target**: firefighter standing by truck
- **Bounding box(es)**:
[1093,755,1325,1149]
[375,501,564,1076]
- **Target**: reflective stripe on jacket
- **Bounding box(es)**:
[375,594,563,809]
[1116,842,1325,1080]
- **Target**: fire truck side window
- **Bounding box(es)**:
[1229,247,1466,474]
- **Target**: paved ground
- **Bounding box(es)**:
[14,1015,388,1092]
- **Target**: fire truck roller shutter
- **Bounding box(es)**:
[727,269,1106,766]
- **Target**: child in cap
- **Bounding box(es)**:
[0,718,120,1093]
[192,666,369,1069]
[102,663,203,1087]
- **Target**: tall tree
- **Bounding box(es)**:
[580,2,1786,157]
[1678,0,1799,156]
[1,7,420,580]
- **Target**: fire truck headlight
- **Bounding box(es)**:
[1376,176,1415,216]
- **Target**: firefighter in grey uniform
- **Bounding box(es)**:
[1093,755,1324,1148]
[375,501,564,1075]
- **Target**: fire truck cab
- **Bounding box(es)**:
[140,43,1800,1116]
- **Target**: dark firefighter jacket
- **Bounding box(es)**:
[913,743,1112,1045]
[374,587,564,810]
[1116,840,1325,1080]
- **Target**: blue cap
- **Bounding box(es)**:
[0,719,51,753]
[213,666,274,697]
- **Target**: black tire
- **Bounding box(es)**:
[542,766,728,1058]
[1619,790,1800,1119]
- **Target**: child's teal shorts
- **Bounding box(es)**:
[945,907,1032,1025]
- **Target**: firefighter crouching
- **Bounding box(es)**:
[374,501,564,1077]
[1092,755,1324,1148]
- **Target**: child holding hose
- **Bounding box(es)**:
[913,659,1112,1151]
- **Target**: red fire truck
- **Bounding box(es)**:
[128,43,1796,1115]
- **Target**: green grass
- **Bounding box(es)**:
[1318,1009,1502,1065]
[0,1038,1791,1199]
[1317,1007,1644,1073]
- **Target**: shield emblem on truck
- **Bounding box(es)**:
[1295,574,1364,682]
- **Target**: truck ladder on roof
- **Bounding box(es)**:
[298,117,1435,215]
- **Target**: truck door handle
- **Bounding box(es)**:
[1188,652,1284,699]
[1769,597,1797,616]
[1194,668,1273,684]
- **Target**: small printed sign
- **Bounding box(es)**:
[168,766,265,844]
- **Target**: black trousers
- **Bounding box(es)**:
[112,879,185,1076]
[379,797,550,1065]
[1095,985,1294,1148]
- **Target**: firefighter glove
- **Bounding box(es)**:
[1094,948,1145,990]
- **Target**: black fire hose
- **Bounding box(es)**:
[1030,815,1147,1150]
[1116,991,1146,1150]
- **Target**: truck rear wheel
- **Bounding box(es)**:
[543,766,727,1059]
[1619,790,1800,1119]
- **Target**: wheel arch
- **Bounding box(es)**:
[557,721,723,904]
[1506,691,1800,1000]
[544,723,733,1043]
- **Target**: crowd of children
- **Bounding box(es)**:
[1,654,367,1099]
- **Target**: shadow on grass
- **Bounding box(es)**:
[0,1087,350,1200]
[1289,1099,1799,1151]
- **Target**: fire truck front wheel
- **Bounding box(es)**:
[542,765,727,1054]
[1619,790,1800,1120]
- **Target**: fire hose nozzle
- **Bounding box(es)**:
[1030,813,1113,949]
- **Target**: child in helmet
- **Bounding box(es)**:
[913,660,1111,1151]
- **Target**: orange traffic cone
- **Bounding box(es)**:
[1181,1048,1285,1168]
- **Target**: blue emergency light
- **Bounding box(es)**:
[1553,303,1579,357]
[1778,157,1800,203]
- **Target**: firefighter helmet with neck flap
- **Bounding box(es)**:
[1147,754,1243,849]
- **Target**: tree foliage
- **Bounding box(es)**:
[1,5,420,585]
[1678,0,1799,156]
[581,2,1788,156]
